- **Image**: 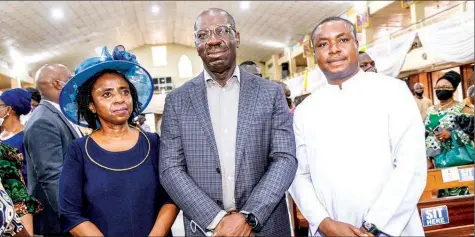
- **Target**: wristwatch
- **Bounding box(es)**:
[362,221,382,236]
[242,212,260,229]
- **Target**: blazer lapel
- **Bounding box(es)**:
[41,101,81,139]
[234,71,259,178]
[188,73,221,166]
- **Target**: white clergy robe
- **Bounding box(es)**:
[289,70,427,236]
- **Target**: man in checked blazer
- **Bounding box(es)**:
[159,8,297,237]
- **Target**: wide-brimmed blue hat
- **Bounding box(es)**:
[59,45,153,128]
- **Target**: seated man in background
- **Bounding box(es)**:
[358,51,377,73]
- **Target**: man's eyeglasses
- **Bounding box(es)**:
[194,25,236,43]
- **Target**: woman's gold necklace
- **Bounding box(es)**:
[85,125,150,172]
[438,99,454,112]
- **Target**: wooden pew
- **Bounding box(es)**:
[420,164,474,201]
[418,165,474,237]
[291,165,475,236]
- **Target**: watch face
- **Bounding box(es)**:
[364,222,372,230]
[246,214,257,227]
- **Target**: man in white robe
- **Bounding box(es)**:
[289,16,427,236]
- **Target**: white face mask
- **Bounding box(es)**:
[20,112,32,125]
[0,107,10,127]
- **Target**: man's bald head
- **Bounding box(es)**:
[414,82,425,97]
[194,8,235,31]
[35,64,71,103]
[414,82,424,90]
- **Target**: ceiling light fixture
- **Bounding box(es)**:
[9,48,26,78]
[4,39,14,46]
[24,51,52,64]
[151,5,160,14]
[9,48,23,63]
[240,1,250,10]
[262,41,287,48]
[51,8,64,19]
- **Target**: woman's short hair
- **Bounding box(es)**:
[76,69,142,130]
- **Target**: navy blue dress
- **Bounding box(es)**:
[59,132,173,236]
[2,131,27,185]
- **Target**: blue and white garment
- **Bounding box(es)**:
[0,181,24,236]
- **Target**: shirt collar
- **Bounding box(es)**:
[203,65,240,84]
[326,69,365,90]
[43,99,83,136]
[43,99,62,113]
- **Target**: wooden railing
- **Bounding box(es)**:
[361,1,469,50]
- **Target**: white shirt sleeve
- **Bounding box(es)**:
[365,80,427,235]
[289,109,329,235]
[206,210,227,231]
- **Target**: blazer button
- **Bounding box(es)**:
[217,200,222,205]
[216,168,221,173]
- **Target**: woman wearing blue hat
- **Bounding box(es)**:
[0,88,32,185]
[58,45,178,236]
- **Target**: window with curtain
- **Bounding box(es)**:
[178,55,193,78]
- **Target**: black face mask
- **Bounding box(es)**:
[436,90,454,100]
[415,91,424,97]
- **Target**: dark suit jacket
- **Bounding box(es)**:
[159,70,297,236]
[24,100,80,235]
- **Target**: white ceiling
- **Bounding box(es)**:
[0,1,352,71]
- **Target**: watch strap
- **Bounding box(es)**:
[362,221,382,236]
[241,212,259,229]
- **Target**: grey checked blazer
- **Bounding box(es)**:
[159,70,297,236]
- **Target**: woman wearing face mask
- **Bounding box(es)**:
[424,71,474,197]
[58,45,178,236]
[0,88,32,185]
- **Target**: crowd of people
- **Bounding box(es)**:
[0,7,473,237]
